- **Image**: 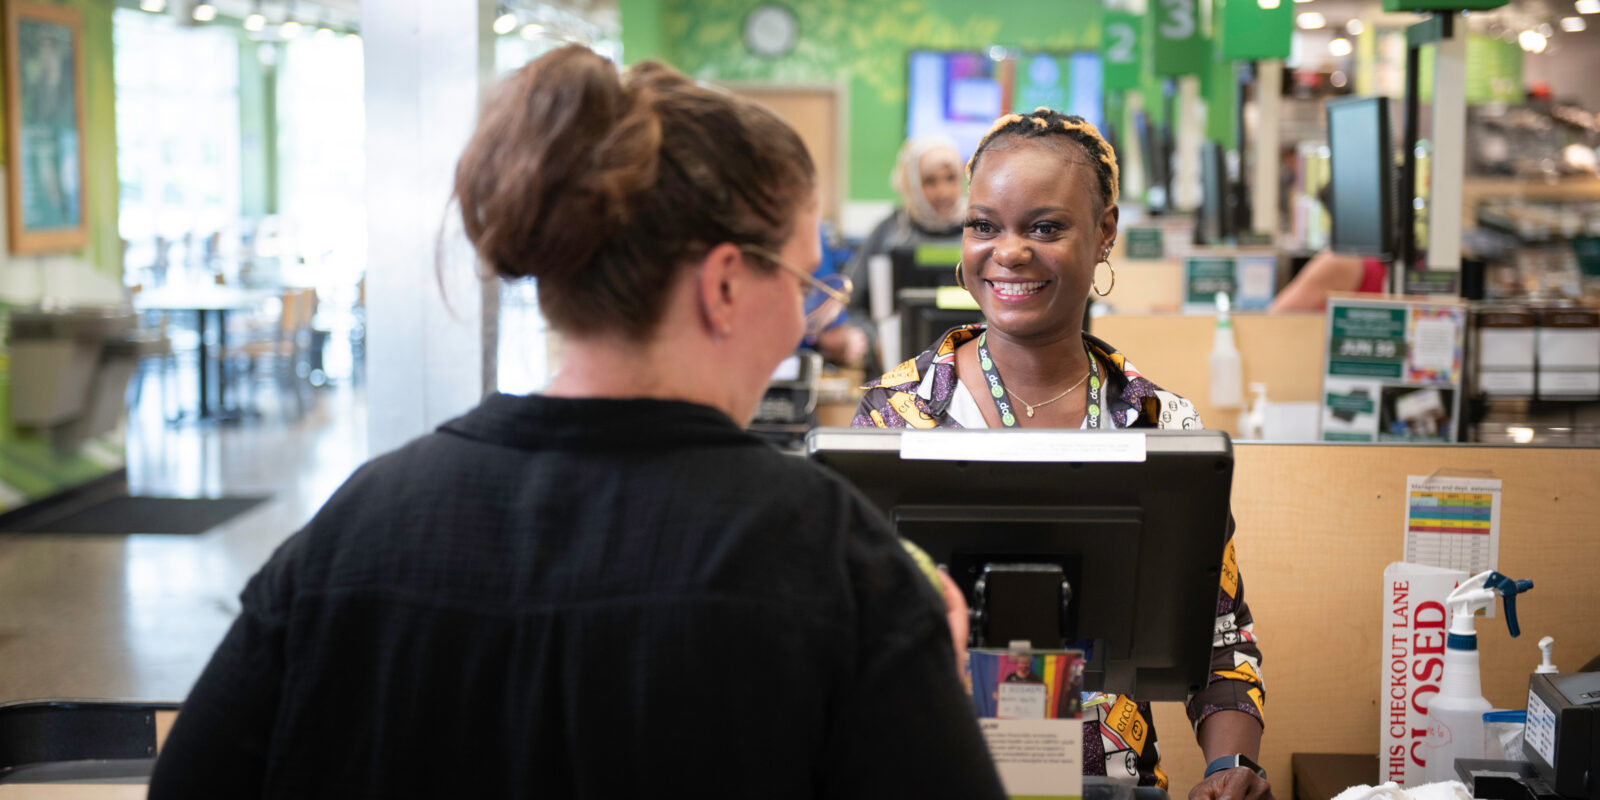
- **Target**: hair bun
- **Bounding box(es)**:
[453,46,662,282]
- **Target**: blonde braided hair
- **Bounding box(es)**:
[965,107,1120,208]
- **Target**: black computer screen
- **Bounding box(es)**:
[1195,139,1228,245]
[890,242,963,291]
[808,427,1234,701]
[1327,95,1395,257]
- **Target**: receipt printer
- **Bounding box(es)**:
[1525,670,1600,799]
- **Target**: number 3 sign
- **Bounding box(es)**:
[1147,0,1210,76]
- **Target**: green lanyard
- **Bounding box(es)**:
[974,332,1104,429]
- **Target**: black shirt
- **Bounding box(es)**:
[149,395,1004,798]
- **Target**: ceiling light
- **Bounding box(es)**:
[1519,29,1548,51]
[1561,15,1587,30]
[520,22,545,39]
[1297,11,1327,28]
[1258,0,1281,9]
[1537,22,1554,35]
[192,2,215,21]
[280,19,302,38]
[493,11,518,35]
[1294,0,1314,4]
[1579,0,1600,14]
[244,12,265,30]
[138,0,166,11]
[1329,37,1354,56]
[314,26,335,40]
[1346,19,1365,35]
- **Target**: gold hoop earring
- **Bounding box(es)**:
[954,260,965,286]
[1093,260,1115,297]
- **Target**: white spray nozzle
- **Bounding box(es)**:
[1536,636,1558,673]
[1215,291,1232,324]
[1444,569,1535,640]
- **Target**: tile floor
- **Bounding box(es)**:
[0,382,369,703]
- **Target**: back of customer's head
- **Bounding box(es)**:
[453,46,815,341]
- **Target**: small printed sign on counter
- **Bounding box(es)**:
[971,649,1085,800]
[900,430,1148,463]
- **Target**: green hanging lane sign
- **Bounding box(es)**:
[1102,12,1144,91]
[1219,0,1293,60]
[1148,0,1211,76]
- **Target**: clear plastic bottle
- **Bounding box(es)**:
[1210,292,1244,410]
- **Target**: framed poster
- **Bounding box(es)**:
[4,0,88,254]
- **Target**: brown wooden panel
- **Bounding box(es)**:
[727,86,841,225]
[1143,444,1600,796]
[1090,313,1328,436]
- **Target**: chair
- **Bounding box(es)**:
[234,288,317,420]
[0,699,179,786]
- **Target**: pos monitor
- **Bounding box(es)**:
[1327,95,1396,257]
[808,427,1233,701]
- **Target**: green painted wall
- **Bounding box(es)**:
[646,0,1102,202]
[619,0,664,64]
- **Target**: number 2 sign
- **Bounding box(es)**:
[1101,12,1143,90]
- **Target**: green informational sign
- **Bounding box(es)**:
[1219,0,1292,60]
[1329,305,1408,379]
[1464,35,1522,105]
[1126,227,1164,260]
[1324,391,1377,416]
[1148,0,1210,76]
[1185,257,1236,306]
[1102,12,1144,91]
[1575,236,1600,277]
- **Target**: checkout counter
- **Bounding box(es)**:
[0,304,161,519]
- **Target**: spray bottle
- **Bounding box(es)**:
[1210,292,1244,409]
[1421,570,1535,784]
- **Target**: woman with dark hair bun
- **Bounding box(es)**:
[150,47,1004,799]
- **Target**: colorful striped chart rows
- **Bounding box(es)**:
[1408,491,1493,534]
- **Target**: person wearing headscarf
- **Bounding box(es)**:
[827,138,967,373]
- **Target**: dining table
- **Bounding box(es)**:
[133,285,277,421]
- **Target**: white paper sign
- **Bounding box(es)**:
[900,430,1148,463]
[997,682,1049,720]
[977,718,1083,799]
[1411,318,1458,371]
[1403,475,1502,579]
[1381,561,1468,786]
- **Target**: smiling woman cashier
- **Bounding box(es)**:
[853,108,1271,800]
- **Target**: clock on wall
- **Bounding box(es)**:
[743,4,798,58]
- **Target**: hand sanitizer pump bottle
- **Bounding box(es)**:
[1421,571,1535,784]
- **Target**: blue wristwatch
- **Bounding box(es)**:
[1204,754,1267,780]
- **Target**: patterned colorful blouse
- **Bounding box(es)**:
[852,323,1266,790]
